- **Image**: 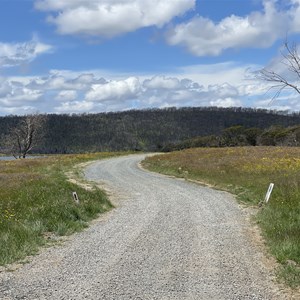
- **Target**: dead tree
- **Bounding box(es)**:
[4,114,46,159]
[257,41,300,100]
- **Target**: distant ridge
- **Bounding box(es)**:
[1,107,300,153]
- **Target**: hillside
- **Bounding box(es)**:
[1,107,300,153]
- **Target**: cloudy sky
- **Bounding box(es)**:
[0,0,300,116]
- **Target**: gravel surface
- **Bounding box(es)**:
[0,154,289,299]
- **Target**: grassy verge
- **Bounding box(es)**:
[0,152,126,266]
[142,147,300,288]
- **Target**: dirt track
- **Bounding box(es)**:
[0,154,288,299]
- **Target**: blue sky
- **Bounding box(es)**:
[0,0,300,115]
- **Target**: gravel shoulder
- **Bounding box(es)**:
[0,154,293,299]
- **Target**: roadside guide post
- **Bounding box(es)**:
[264,183,274,203]
[72,192,80,204]
[259,183,274,207]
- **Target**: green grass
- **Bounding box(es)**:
[0,152,127,266]
[142,147,300,288]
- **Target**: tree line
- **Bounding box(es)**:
[162,124,300,152]
[2,107,300,156]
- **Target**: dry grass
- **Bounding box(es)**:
[143,147,300,288]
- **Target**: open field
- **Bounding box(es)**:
[143,147,300,288]
[0,152,127,266]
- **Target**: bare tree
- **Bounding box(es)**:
[3,114,46,159]
[257,41,300,100]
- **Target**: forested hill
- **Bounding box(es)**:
[1,107,300,153]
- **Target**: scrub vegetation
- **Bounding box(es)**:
[0,152,125,266]
[143,147,300,288]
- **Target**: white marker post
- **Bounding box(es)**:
[264,183,274,203]
[72,192,80,204]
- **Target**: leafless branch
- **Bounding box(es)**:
[3,114,46,158]
[257,41,300,100]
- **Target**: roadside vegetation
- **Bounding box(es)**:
[0,152,125,266]
[162,124,300,151]
[143,147,300,288]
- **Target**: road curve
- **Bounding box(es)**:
[0,154,285,299]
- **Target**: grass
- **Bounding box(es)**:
[0,152,126,266]
[142,146,300,288]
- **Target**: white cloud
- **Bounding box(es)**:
[55,100,94,113]
[0,39,53,67]
[86,77,141,101]
[35,0,195,37]
[55,90,78,101]
[254,93,300,111]
[28,73,106,91]
[0,87,42,107]
[0,106,38,115]
[208,83,239,98]
[210,98,242,108]
[291,0,300,30]
[0,78,12,97]
[176,62,257,87]
[167,0,300,56]
[73,73,97,84]
[144,76,181,90]
[1,59,299,115]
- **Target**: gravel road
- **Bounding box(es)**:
[0,154,288,299]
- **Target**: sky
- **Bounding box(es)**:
[0,0,300,116]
